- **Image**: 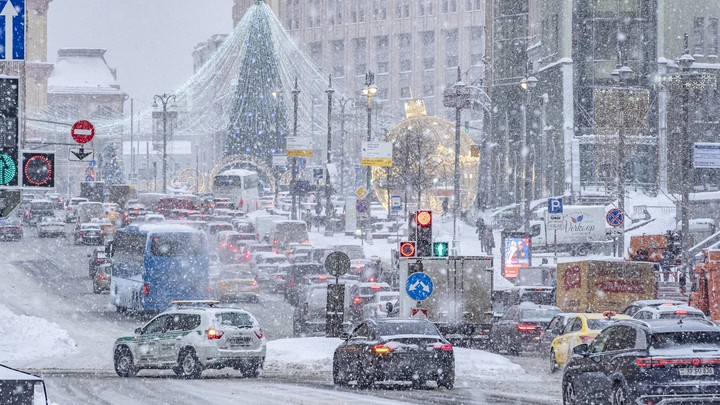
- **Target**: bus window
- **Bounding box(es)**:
[150,234,206,257]
[244,174,259,190]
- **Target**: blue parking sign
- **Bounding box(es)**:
[548,198,563,213]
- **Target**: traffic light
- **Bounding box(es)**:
[21,152,55,188]
[433,242,449,257]
[408,212,417,241]
[416,210,432,256]
[0,147,18,186]
[399,241,416,257]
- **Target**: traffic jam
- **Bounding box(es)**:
[3,186,720,405]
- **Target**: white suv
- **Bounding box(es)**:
[113,301,266,378]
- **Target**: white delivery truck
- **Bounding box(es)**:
[528,205,609,256]
[397,256,493,348]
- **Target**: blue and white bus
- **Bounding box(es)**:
[109,223,210,313]
[213,169,260,213]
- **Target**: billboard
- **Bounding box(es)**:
[501,231,531,278]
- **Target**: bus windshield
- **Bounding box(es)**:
[150,233,207,257]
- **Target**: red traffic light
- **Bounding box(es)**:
[416,210,432,227]
[399,241,416,257]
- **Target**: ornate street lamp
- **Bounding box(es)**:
[519,65,538,232]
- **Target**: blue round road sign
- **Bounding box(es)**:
[606,208,624,227]
[406,272,434,301]
[356,199,369,214]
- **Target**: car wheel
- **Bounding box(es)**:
[437,369,454,390]
[611,383,630,405]
[333,357,349,386]
[93,284,101,294]
[175,348,203,379]
[240,360,262,378]
[355,360,375,389]
[549,349,558,373]
[563,379,577,405]
[114,347,137,378]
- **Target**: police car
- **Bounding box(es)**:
[113,301,266,378]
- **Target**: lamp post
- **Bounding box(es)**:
[361,72,378,242]
[519,66,538,232]
[336,96,356,197]
[442,67,482,252]
[152,93,177,194]
[271,89,282,204]
[291,77,300,220]
[325,76,335,236]
[610,50,633,257]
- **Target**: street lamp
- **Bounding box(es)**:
[271,89,282,204]
[325,75,335,236]
[361,72,378,242]
[660,33,716,283]
[610,50,633,257]
[519,65,538,232]
[290,77,300,221]
[152,93,177,194]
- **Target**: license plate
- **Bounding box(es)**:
[679,367,715,376]
[229,337,251,346]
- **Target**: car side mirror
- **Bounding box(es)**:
[385,302,394,313]
[339,332,350,340]
[134,327,142,335]
[573,343,589,356]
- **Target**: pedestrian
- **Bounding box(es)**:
[483,228,495,254]
[441,197,449,217]
[475,218,485,240]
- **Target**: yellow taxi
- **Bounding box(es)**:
[548,312,631,372]
[212,264,260,304]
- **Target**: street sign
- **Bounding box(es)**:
[0,188,21,217]
[361,141,393,167]
[71,120,95,144]
[693,143,720,168]
[546,222,564,231]
[286,136,313,157]
[356,198,369,214]
[354,186,367,199]
[411,308,428,317]
[548,197,563,213]
[324,251,351,277]
[391,195,401,211]
[406,272,433,301]
[69,147,94,162]
[606,208,624,228]
[312,167,324,180]
[0,0,25,61]
[546,212,563,231]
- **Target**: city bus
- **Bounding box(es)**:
[212,169,260,213]
[108,223,210,313]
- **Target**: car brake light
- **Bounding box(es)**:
[79,232,84,237]
[275,274,283,279]
[603,311,616,318]
[245,251,250,260]
[580,335,594,342]
[637,357,666,367]
[370,285,382,290]
[207,328,223,340]
[255,330,264,340]
[251,281,257,286]
[290,281,295,287]
[431,343,453,351]
[373,344,392,354]
[319,276,328,281]
[143,283,150,296]
[517,323,537,332]
[353,297,364,305]
[369,277,375,282]
[675,310,689,315]
[97,273,106,280]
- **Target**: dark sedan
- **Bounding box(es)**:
[563,319,720,405]
[333,318,454,389]
[490,302,561,355]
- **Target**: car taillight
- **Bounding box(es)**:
[318,276,328,281]
[580,335,594,342]
[245,251,250,261]
[250,281,257,286]
[370,285,382,290]
[517,323,537,332]
[675,310,689,315]
[353,297,364,305]
[637,357,666,367]
[369,277,375,282]
[275,274,283,279]
[143,283,150,296]
[432,343,453,351]
[255,330,264,340]
[273,249,278,254]
[207,328,224,340]
[95,259,103,263]
[97,273,106,280]
[373,344,392,354]
[79,232,84,236]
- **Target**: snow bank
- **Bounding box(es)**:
[264,337,523,381]
[0,303,78,364]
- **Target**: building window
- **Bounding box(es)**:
[710,18,719,56]
[399,33,412,72]
[694,17,705,55]
[420,1,425,16]
[423,82,434,97]
[359,1,366,23]
[450,0,457,13]
[336,0,343,25]
[593,19,615,60]
[377,35,389,74]
[403,0,410,18]
[442,0,448,14]
[380,1,388,20]
[310,41,323,66]
[395,0,402,18]
[400,86,411,98]
[427,0,433,15]
[423,57,435,70]
[422,31,435,70]
[469,26,483,66]
[354,37,367,75]
[445,29,459,67]
[332,40,345,77]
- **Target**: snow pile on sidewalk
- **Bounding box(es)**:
[0,303,78,364]
[264,337,523,381]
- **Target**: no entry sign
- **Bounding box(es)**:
[71,120,95,144]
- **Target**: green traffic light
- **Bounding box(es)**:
[0,153,17,186]
[433,242,449,257]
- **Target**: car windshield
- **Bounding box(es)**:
[651,331,720,351]
[521,308,561,320]
[215,312,253,328]
[586,319,616,330]
[658,312,705,319]
[377,321,441,337]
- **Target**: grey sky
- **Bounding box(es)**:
[47,0,234,109]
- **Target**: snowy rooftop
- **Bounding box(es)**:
[48,48,125,95]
